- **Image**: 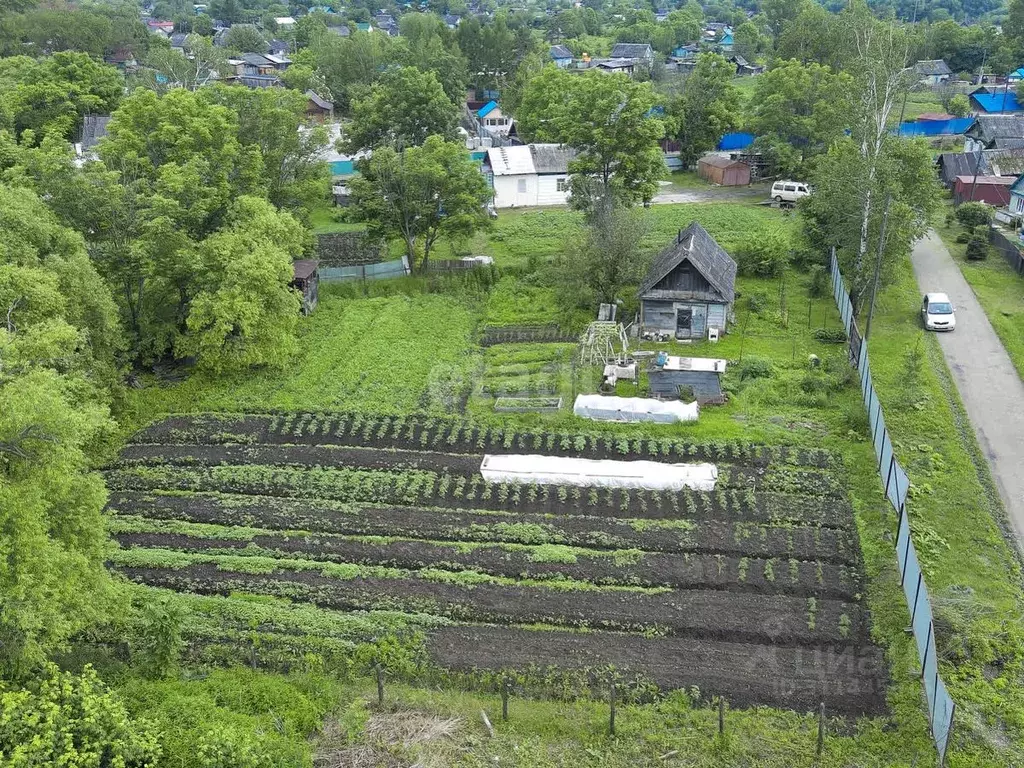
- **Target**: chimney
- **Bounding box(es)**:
[677,228,682,243]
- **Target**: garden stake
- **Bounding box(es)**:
[376,664,385,707]
[501,678,510,721]
[817,701,825,755]
[718,698,725,736]
[609,681,616,736]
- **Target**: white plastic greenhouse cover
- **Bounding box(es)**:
[573,394,699,423]
[479,454,719,491]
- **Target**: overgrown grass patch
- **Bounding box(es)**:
[125,291,480,423]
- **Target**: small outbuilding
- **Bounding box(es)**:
[304,90,334,122]
[696,155,750,186]
[638,222,737,341]
[952,175,1015,207]
[292,259,320,315]
[913,59,952,85]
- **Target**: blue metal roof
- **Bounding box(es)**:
[477,100,499,118]
[972,92,1023,113]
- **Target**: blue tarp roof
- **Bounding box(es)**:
[718,132,755,151]
[477,100,499,118]
[972,92,1023,113]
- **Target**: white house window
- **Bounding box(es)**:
[556,178,568,192]
[1017,196,1024,213]
[517,179,527,193]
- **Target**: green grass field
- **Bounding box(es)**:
[115,200,1024,767]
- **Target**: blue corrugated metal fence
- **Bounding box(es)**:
[896,118,973,137]
[830,252,956,764]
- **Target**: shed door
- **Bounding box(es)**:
[691,304,707,337]
[675,308,692,338]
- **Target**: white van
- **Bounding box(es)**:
[771,180,811,203]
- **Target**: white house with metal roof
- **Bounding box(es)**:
[485,144,576,208]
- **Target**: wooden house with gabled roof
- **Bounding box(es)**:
[638,222,737,340]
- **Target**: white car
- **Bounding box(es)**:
[771,180,811,203]
[922,292,956,331]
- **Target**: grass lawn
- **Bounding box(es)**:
[117,200,1024,767]
[308,201,367,235]
[662,170,713,191]
[935,215,1024,381]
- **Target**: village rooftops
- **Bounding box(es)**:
[549,44,572,59]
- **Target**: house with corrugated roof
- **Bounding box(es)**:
[550,44,573,68]
[609,43,654,69]
[914,59,952,85]
[969,89,1024,115]
[484,144,575,208]
[476,100,513,137]
[964,114,1024,152]
[638,222,737,341]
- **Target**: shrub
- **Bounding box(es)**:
[0,664,161,766]
[737,357,773,380]
[747,292,767,314]
[948,93,970,118]
[807,264,829,298]
[955,202,992,231]
[813,327,846,344]
[735,231,790,277]
[966,236,989,261]
[955,232,970,244]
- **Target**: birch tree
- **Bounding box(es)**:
[849,21,912,306]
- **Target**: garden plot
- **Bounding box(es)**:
[108,412,887,716]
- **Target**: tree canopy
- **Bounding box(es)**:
[344,65,459,151]
[0,184,121,677]
[349,136,492,271]
[668,53,741,169]
[517,68,665,209]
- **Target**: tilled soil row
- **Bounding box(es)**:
[112,530,859,599]
[105,465,856,535]
[134,414,834,469]
[426,625,888,716]
[116,443,779,494]
[108,492,859,564]
[115,562,868,646]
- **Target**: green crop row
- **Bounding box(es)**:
[109,547,675,595]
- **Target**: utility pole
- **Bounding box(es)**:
[864,194,892,342]
[969,142,984,202]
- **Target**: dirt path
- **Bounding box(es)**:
[910,230,1024,550]
[651,187,768,205]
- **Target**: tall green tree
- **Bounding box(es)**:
[178,197,305,373]
[344,66,458,151]
[747,59,855,175]
[668,53,741,168]
[349,136,492,271]
[143,34,228,92]
[92,88,262,360]
[800,136,938,307]
[556,197,650,310]
[395,12,469,102]
[310,30,394,113]
[0,52,123,143]
[0,184,122,677]
[518,68,665,208]
[201,85,330,214]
